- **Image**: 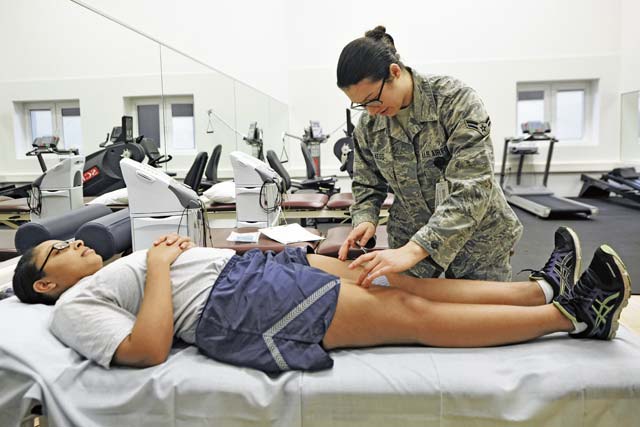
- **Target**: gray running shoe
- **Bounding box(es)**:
[553,245,631,340]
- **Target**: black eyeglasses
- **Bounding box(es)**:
[350,78,386,111]
[38,240,72,275]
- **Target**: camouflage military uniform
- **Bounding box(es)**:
[351,70,523,281]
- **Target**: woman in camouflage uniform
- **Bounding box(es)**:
[336,26,522,286]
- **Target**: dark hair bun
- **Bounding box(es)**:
[364,25,388,41]
[364,25,397,54]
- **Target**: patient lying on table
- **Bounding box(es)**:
[11,227,631,373]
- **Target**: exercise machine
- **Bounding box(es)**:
[83,116,146,197]
[333,109,355,178]
[26,136,85,220]
[139,137,176,177]
[579,167,640,206]
[230,151,282,228]
[243,122,264,161]
[305,120,329,177]
[120,158,206,251]
[500,121,597,218]
[285,121,330,177]
[284,121,338,195]
[600,167,640,191]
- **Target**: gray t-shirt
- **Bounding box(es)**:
[50,247,235,368]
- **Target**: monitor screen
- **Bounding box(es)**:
[122,116,134,142]
[247,121,257,139]
[309,121,323,139]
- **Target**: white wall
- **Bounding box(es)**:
[0,0,288,103]
[620,0,640,92]
[285,0,627,194]
[0,0,162,82]
[1,0,636,196]
[0,0,161,179]
[75,0,290,104]
[0,0,288,180]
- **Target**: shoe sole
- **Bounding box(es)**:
[561,226,582,286]
[599,244,632,340]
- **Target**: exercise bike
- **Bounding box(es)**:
[283,121,338,196]
[243,121,265,161]
[333,109,355,178]
[82,116,146,197]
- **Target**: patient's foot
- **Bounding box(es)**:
[553,245,631,340]
[527,226,581,299]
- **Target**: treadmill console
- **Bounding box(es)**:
[32,136,60,149]
[521,121,551,138]
[111,116,134,143]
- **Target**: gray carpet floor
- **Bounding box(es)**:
[510,197,640,294]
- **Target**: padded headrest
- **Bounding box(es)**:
[14,204,112,253]
[76,208,131,260]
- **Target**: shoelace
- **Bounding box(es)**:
[519,249,567,278]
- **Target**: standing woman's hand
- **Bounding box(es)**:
[338,222,376,261]
[348,241,429,288]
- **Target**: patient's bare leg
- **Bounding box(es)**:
[322,281,572,349]
[307,254,545,307]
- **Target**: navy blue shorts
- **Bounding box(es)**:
[195,247,341,373]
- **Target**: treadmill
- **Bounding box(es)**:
[606,167,640,191]
[580,167,640,206]
[500,121,598,218]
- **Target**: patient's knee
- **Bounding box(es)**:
[393,290,433,318]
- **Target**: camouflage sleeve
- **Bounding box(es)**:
[410,87,495,270]
[350,125,387,227]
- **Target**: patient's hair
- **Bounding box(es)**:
[12,247,57,305]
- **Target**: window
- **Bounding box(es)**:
[137,104,161,147]
[60,107,82,149]
[516,81,594,142]
[17,100,82,153]
[517,90,545,128]
[126,95,195,151]
[171,104,195,150]
[30,109,54,139]
[555,90,585,140]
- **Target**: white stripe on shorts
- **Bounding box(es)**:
[262,279,340,371]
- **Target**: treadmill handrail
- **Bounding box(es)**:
[500,136,557,188]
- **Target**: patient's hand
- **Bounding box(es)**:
[148,233,194,266]
[153,233,190,247]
